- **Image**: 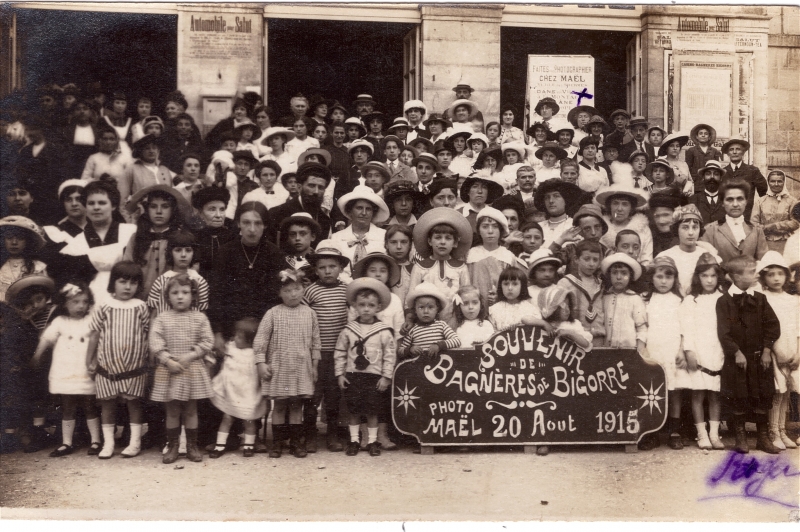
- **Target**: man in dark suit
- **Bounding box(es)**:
[619,116,651,163]
[268,162,332,243]
[689,160,726,224]
[720,139,767,221]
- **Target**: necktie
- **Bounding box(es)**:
[421,184,429,194]
[633,177,641,188]
[348,236,368,263]
[707,194,716,205]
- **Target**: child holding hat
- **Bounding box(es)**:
[0,216,48,303]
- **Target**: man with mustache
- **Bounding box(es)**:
[690,160,727,224]
[268,162,332,244]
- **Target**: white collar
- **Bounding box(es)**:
[725,215,744,225]
[729,284,755,296]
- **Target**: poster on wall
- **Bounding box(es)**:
[526,55,595,131]
[679,62,733,138]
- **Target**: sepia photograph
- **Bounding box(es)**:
[0,1,798,524]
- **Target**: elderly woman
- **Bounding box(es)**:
[596,184,653,267]
[750,169,798,253]
[191,186,235,280]
[118,134,172,210]
[330,184,391,278]
[54,178,137,304]
[700,179,768,263]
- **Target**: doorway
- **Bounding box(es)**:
[267,18,415,120]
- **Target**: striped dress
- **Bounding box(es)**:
[253,304,321,399]
[304,281,348,352]
[149,309,214,402]
[147,269,210,317]
[89,297,150,400]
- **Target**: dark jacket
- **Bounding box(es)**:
[689,192,726,225]
[722,163,768,221]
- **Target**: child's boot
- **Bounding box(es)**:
[708,421,725,450]
[269,425,284,458]
[99,424,116,459]
[695,422,712,450]
[755,413,781,454]
[185,429,202,462]
[291,425,307,458]
[346,424,360,456]
[162,427,180,464]
[668,417,683,450]
[377,423,397,451]
[326,419,343,452]
[732,414,749,454]
[367,426,380,457]
[778,395,797,449]
[121,423,142,458]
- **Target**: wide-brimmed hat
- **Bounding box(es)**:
[651,255,678,275]
[347,139,375,156]
[233,121,262,141]
[491,194,525,220]
[447,130,473,144]
[571,204,608,234]
[594,184,649,209]
[534,97,560,116]
[387,118,411,133]
[697,160,727,180]
[645,157,675,184]
[609,109,631,122]
[125,184,192,220]
[411,152,440,171]
[448,99,478,118]
[585,115,610,133]
[405,281,448,311]
[628,116,649,129]
[647,125,667,139]
[452,83,474,94]
[526,121,554,140]
[57,179,86,198]
[308,95,334,113]
[501,141,529,161]
[0,216,47,250]
[346,277,392,311]
[459,175,505,204]
[297,148,332,167]
[328,100,349,117]
[307,239,350,267]
[554,126,575,140]
[533,179,583,215]
[600,252,642,281]
[757,250,790,274]
[658,132,690,156]
[467,132,490,148]
[362,111,387,127]
[279,211,322,239]
[413,207,473,259]
[527,249,562,274]
[261,127,295,145]
[538,284,570,320]
[6,274,55,304]
[423,113,452,130]
[427,177,458,198]
[721,138,750,153]
[352,94,377,107]
[690,124,717,145]
[648,188,686,211]
[380,135,404,150]
[336,184,390,224]
[384,180,424,205]
[474,206,510,236]
[535,141,568,161]
[403,100,427,114]
[192,186,231,210]
[567,105,598,128]
[131,134,162,158]
[360,161,391,183]
[231,150,258,166]
[343,117,367,135]
[352,252,401,286]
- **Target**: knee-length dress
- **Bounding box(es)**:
[149,309,214,402]
[678,292,724,391]
[42,315,96,395]
[211,342,267,420]
[253,304,321,399]
[89,298,150,399]
[645,292,683,390]
[764,290,800,394]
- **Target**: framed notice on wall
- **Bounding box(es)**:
[678,61,733,138]
[526,55,595,131]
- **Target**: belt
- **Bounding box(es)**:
[96,365,149,382]
[698,365,721,377]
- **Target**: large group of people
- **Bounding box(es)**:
[1,81,798,464]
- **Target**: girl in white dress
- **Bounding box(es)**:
[454,285,495,347]
[489,267,547,332]
[678,253,726,450]
[31,281,101,457]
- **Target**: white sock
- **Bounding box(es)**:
[62,419,76,446]
[216,431,229,446]
[349,425,360,442]
[368,427,378,444]
[122,423,143,456]
[709,421,721,440]
[86,418,101,444]
[244,434,256,445]
[178,425,187,453]
[100,424,116,458]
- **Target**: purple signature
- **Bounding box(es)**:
[700,451,800,508]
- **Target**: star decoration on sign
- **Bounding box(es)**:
[637,381,664,415]
[394,382,420,415]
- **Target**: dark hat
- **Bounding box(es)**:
[432,139,456,155]
[296,161,332,185]
[690,124,717,145]
[628,116,649,129]
[165,90,188,110]
[409,136,434,152]
[459,175,505,204]
[609,109,631,121]
[231,150,258,166]
[328,100,349,117]
[111,91,127,101]
[533,179,583,216]
[233,122,262,141]
[241,91,262,108]
[447,130,473,143]
[385,180,424,205]
[585,115,610,133]
[427,177,458,198]
[192,186,230,210]
[132,134,162,158]
[647,187,687,211]
[452,83,475,93]
[721,138,750,153]
[125,184,192,221]
[411,152,440,171]
[645,157,675,185]
[220,131,237,144]
[579,136,600,151]
[380,134,404,150]
[535,141,568,161]
[567,105,598,128]
[534,97,560,116]
[491,194,525,220]
[526,121,554,140]
[601,140,624,154]
[308,94,334,112]
[423,113,452,130]
[362,111,387,126]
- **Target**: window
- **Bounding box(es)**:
[403,26,420,101]
[626,34,641,116]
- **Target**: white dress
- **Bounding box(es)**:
[456,319,496,347]
[764,291,800,393]
[677,292,724,391]
[645,292,683,390]
[489,300,540,332]
[656,243,721,297]
[42,315,96,395]
[210,342,268,420]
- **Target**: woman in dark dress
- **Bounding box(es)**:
[191,186,236,280]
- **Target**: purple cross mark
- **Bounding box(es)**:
[572,88,593,106]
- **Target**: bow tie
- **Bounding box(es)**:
[264,191,275,195]
[733,292,757,309]
[347,236,368,248]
